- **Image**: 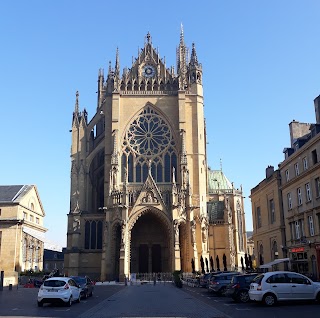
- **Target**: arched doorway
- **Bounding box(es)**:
[130,211,171,273]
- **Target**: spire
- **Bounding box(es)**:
[115,47,120,77]
[190,42,198,66]
[146,31,151,44]
[180,23,185,46]
[74,91,79,114]
[177,24,187,89]
[108,61,112,75]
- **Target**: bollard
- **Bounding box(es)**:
[9,284,12,290]
[0,271,3,291]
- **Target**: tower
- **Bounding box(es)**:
[64,30,208,281]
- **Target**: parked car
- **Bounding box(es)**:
[37,277,81,307]
[199,273,213,288]
[208,272,239,295]
[225,273,259,303]
[70,276,94,299]
[249,271,320,306]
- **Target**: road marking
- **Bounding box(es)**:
[224,303,237,306]
[12,308,22,311]
[54,309,70,312]
[235,308,251,311]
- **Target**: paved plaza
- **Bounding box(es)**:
[79,283,230,318]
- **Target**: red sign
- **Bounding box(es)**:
[291,247,305,253]
[315,244,320,250]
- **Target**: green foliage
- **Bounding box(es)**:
[20,270,49,277]
[172,270,183,288]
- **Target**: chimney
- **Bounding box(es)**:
[266,165,274,179]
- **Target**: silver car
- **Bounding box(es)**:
[249,271,320,306]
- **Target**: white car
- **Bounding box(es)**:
[37,277,81,307]
[249,271,320,306]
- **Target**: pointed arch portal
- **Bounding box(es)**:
[129,210,171,273]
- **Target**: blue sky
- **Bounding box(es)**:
[1,1,320,247]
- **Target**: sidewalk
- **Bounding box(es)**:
[79,283,230,318]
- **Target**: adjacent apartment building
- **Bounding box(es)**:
[0,185,46,286]
[251,95,320,279]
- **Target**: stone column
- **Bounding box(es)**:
[174,220,181,270]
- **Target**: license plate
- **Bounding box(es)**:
[49,288,57,292]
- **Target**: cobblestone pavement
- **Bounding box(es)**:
[79,283,231,318]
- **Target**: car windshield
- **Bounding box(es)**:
[43,280,66,287]
[71,277,86,284]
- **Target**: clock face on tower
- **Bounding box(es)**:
[143,64,156,78]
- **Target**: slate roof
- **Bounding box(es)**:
[207,200,225,223]
[0,185,30,203]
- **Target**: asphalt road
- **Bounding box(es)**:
[1,284,320,318]
[0,285,125,317]
[182,285,320,318]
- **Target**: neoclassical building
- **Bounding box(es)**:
[64,30,247,281]
[0,185,46,285]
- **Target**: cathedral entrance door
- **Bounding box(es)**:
[130,211,170,273]
[152,244,162,272]
[139,244,149,273]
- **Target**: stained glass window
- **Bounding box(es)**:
[122,106,177,183]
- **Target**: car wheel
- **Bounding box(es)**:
[37,301,43,307]
[316,292,320,303]
[89,290,93,297]
[263,293,276,306]
[76,294,81,303]
[66,297,72,307]
[218,287,226,296]
[238,291,250,303]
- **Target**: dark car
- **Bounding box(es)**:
[70,276,94,299]
[199,273,212,288]
[225,273,258,303]
[207,272,239,295]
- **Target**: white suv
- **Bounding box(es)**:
[249,271,320,306]
[37,277,81,307]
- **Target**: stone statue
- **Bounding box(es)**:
[174,220,179,243]
[191,220,196,244]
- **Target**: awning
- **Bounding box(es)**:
[259,258,290,269]
[22,226,45,242]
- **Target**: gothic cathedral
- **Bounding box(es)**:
[64,29,247,281]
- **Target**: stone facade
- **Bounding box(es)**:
[251,95,320,279]
[64,30,247,281]
[0,185,46,286]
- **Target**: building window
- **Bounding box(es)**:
[84,220,103,249]
[290,222,295,240]
[294,163,299,176]
[256,207,262,228]
[121,106,177,183]
[295,220,301,239]
[315,178,320,198]
[30,203,35,211]
[287,192,292,210]
[29,215,34,222]
[23,212,27,220]
[308,215,315,236]
[305,183,312,202]
[269,199,275,224]
[285,169,290,182]
[36,217,39,224]
[303,157,308,170]
[297,187,302,206]
[312,149,318,165]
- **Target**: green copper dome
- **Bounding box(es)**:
[207,169,233,193]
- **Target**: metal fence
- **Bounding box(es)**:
[129,272,173,285]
